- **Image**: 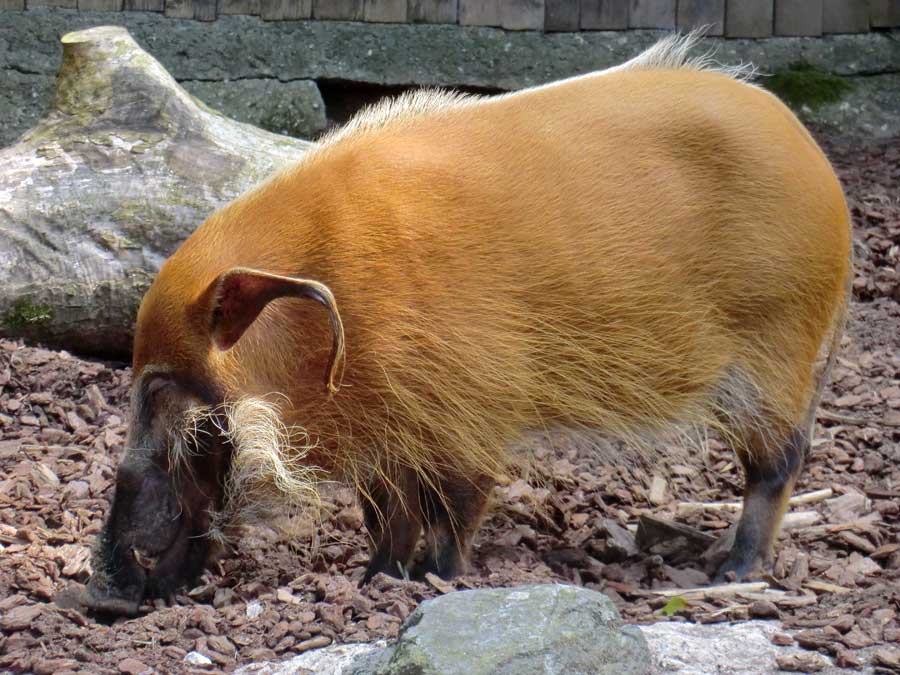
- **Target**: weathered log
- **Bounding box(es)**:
[0,26,309,357]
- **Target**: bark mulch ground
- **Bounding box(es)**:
[0,133,898,675]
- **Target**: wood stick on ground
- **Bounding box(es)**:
[651,581,769,599]
[797,512,882,540]
[781,511,821,530]
[818,409,900,427]
[676,488,833,514]
[804,580,852,595]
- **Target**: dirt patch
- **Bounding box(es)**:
[0,132,898,675]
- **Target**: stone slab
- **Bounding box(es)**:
[363,0,406,22]
[408,0,458,23]
[27,0,76,7]
[868,0,900,27]
[459,0,502,26]
[163,0,192,17]
[545,0,580,31]
[77,0,123,9]
[580,0,628,30]
[313,0,363,20]
[629,0,675,29]
[775,0,823,36]
[125,0,163,9]
[823,0,869,33]
[192,0,216,20]
[261,0,310,19]
[500,0,543,30]
[677,0,724,35]
[726,0,773,37]
[218,0,260,15]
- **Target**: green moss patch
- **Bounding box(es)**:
[765,63,854,110]
[4,299,53,331]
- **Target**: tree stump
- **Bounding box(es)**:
[0,26,309,357]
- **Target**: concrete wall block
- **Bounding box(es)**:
[823,0,869,32]
[262,0,310,18]
[581,0,628,29]
[677,0,724,34]
[164,0,192,16]
[313,0,363,19]
[501,0,544,29]
[125,0,164,9]
[545,0,580,30]
[0,0,25,7]
[408,0,458,22]
[192,0,216,19]
[26,0,77,8]
[628,0,675,29]
[218,0,260,14]
[868,0,900,27]
[459,0,501,25]
[726,0,774,37]
[775,0,822,35]
[364,0,406,21]
[78,0,123,9]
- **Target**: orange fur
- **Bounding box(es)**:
[132,40,851,574]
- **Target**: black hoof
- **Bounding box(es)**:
[713,555,767,584]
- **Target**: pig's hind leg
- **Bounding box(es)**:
[713,359,822,582]
[715,425,809,582]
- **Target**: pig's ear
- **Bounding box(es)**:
[207,267,345,394]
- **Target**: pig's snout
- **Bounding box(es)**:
[110,457,183,558]
[85,456,187,615]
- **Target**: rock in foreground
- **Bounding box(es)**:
[349,584,651,675]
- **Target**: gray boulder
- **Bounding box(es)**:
[350,584,651,675]
[236,619,875,675]
[0,26,308,356]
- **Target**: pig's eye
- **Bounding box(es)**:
[170,406,217,467]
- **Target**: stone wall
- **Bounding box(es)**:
[0,1,898,35]
[1,8,899,148]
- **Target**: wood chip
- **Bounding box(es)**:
[804,580,852,595]
[771,632,794,646]
[775,652,830,672]
[871,543,900,560]
[635,514,716,562]
[0,604,41,631]
[295,636,332,654]
[648,475,667,505]
[837,531,876,554]
[424,572,454,595]
[275,588,300,605]
[826,490,870,520]
[874,647,900,670]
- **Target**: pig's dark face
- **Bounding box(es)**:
[85,370,230,615]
